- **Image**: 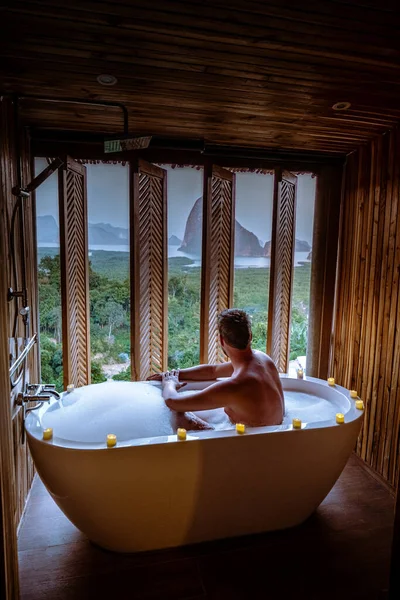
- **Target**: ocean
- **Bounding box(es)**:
[38,243,311,268]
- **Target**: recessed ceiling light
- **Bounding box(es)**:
[97,74,118,86]
[332,101,351,111]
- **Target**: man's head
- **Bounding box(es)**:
[217,309,252,352]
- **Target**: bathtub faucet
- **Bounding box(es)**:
[17,383,61,442]
[17,383,61,406]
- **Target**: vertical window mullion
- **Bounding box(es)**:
[58,156,90,388]
[130,159,167,380]
[200,164,235,364]
[267,168,297,372]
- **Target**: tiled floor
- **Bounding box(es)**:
[18,454,394,599]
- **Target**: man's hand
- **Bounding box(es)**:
[147,372,163,381]
[162,370,187,391]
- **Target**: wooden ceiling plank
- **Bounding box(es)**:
[4,5,400,68]
[7,0,400,43]
[4,12,400,79]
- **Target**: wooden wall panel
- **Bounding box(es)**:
[58,158,90,389]
[306,166,343,379]
[267,170,297,373]
[332,125,400,489]
[130,160,167,380]
[200,165,235,364]
[0,99,20,598]
[0,96,39,599]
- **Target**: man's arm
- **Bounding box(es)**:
[178,362,233,381]
[148,362,233,382]
[162,378,237,412]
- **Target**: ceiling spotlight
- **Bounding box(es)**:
[97,74,118,86]
[332,101,351,111]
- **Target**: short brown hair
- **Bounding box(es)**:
[217,309,252,350]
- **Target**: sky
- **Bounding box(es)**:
[35,160,316,244]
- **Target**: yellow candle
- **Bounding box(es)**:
[236,423,246,435]
[43,428,53,441]
[292,418,302,429]
[336,413,345,424]
[350,390,358,399]
[106,433,117,448]
[177,428,187,441]
[328,378,335,386]
[67,384,74,393]
[297,369,304,379]
[355,400,364,410]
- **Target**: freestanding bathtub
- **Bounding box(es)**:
[25,376,364,552]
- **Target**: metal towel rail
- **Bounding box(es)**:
[9,334,37,377]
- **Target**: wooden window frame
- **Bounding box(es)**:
[130,159,168,380]
[200,164,236,364]
[33,148,338,382]
[58,157,91,388]
[267,169,298,373]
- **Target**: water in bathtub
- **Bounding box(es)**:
[41,380,344,444]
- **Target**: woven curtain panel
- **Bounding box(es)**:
[58,157,90,388]
[201,166,235,364]
[131,160,167,380]
[268,171,297,373]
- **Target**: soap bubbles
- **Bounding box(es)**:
[283,391,342,425]
[42,381,176,443]
[41,382,346,444]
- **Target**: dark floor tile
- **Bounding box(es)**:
[24,494,65,519]
[18,514,83,551]
[20,557,205,600]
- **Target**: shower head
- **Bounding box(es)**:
[104,135,152,153]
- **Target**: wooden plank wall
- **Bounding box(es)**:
[0,102,20,599]
[332,125,400,489]
[306,165,342,380]
[0,96,38,531]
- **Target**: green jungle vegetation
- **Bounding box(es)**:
[37,248,311,391]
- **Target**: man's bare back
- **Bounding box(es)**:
[148,309,285,429]
[222,351,284,426]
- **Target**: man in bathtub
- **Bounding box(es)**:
[148,308,284,431]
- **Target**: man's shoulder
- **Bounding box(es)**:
[252,349,273,364]
[253,349,268,358]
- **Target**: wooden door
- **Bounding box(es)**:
[130,160,168,380]
[200,165,235,364]
[267,169,297,373]
[58,157,90,389]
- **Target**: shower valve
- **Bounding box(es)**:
[17,383,52,405]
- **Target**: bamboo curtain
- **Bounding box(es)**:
[58,157,91,389]
[200,165,235,364]
[267,170,297,373]
[130,160,168,380]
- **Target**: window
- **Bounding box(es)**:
[35,157,318,385]
[35,158,63,390]
[289,174,316,375]
[165,166,203,369]
[233,172,274,351]
[86,163,130,382]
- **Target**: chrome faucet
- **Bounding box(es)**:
[17,383,62,441]
[17,383,60,406]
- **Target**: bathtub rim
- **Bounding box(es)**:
[25,375,364,451]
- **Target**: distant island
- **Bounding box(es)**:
[37,201,311,258]
[178,197,311,257]
[37,216,129,246]
[169,235,182,245]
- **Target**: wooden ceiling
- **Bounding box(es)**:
[1,0,400,155]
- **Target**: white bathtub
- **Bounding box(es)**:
[25,376,364,552]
